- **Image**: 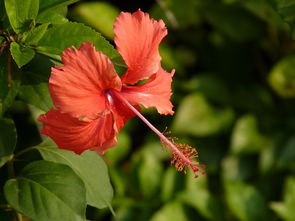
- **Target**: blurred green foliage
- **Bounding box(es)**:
[1,0,295,220]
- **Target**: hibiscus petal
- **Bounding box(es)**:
[114,9,167,84]
[38,109,117,154]
[49,42,122,119]
[121,67,175,115]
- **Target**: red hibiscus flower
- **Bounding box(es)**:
[38,10,204,177]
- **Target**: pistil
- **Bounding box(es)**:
[109,89,205,178]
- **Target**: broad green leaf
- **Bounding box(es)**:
[150,202,189,221]
[4,0,39,33]
[18,71,53,111]
[230,115,265,155]
[271,176,295,221]
[37,139,114,209]
[38,22,120,60]
[4,160,86,221]
[10,42,35,68]
[268,55,295,98]
[0,118,16,167]
[39,0,78,12]
[138,153,163,198]
[71,2,119,39]
[225,182,269,221]
[24,23,49,45]
[173,93,234,136]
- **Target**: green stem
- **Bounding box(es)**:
[14,146,37,158]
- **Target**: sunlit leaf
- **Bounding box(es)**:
[230,115,265,155]
[4,0,39,33]
[38,22,120,61]
[10,42,35,68]
[37,139,114,210]
[225,182,270,221]
[268,55,295,98]
[70,2,119,39]
[271,176,295,221]
[173,93,234,136]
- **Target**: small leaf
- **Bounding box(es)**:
[4,160,87,221]
[225,182,270,221]
[71,2,119,39]
[173,93,234,136]
[230,115,265,155]
[38,22,120,60]
[4,0,39,33]
[24,23,49,45]
[271,176,295,221]
[10,42,35,68]
[138,153,163,198]
[18,71,53,111]
[0,118,17,167]
[268,55,295,98]
[37,139,114,209]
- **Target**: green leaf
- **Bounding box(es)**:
[37,139,114,210]
[225,182,270,221]
[70,2,119,39]
[271,176,295,221]
[0,118,16,167]
[38,22,120,60]
[268,55,295,98]
[4,160,86,221]
[230,115,265,155]
[105,132,130,165]
[39,0,78,12]
[4,0,39,33]
[18,71,53,111]
[138,153,163,198]
[37,10,68,24]
[161,167,183,202]
[24,23,49,45]
[150,202,189,221]
[179,190,224,221]
[10,42,35,68]
[173,93,234,136]
[222,155,256,182]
